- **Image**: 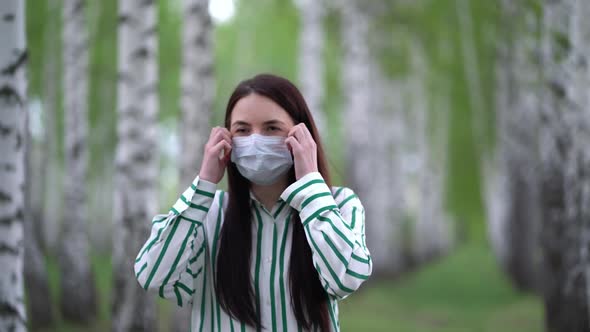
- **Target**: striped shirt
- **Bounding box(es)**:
[134,172,372,331]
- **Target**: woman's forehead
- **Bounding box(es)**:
[231,94,294,125]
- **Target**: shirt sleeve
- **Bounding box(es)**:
[134,175,217,307]
[280,172,372,300]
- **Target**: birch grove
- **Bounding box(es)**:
[59,0,98,321]
[172,0,215,330]
[112,0,159,330]
[0,1,27,330]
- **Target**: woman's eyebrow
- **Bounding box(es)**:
[231,121,250,127]
[263,120,286,126]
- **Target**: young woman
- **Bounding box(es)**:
[135,74,372,331]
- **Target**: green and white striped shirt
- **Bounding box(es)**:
[134,172,372,331]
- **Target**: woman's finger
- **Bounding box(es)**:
[209,126,220,140]
[289,125,305,142]
[211,139,231,157]
[285,136,302,153]
[300,123,314,142]
[211,129,232,146]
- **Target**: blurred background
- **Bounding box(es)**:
[4,0,590,331]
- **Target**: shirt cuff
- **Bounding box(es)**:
[280,172,335,212]
[190,175,217,197]
[171,175,217,215]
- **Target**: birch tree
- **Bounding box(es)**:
[112,0,159,330]
[400,41,453,264]
[295,0,326,133]
[0,0,27,330]
[172,0,214,330]
[22,1,58,328]
[484,0,542,291]
[341,0,387,273]
[539,0,590,330]
[59,0,98,321]
[24,99,54,329]
[366,65,405,273]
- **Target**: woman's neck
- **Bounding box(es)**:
[250,175,290,211]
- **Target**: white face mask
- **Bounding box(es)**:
[231,134,294,185]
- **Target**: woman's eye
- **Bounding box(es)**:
[235,128,247,133]
[268,126,280,131]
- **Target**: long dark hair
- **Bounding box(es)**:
[214,73,331,331]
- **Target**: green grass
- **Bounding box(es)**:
[339,244,543,332]
[37,243,542,331]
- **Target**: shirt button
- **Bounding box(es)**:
[266,257,271,263]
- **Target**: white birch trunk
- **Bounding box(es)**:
[112,0,159,330]
[570,0,590,325]
[366,61,405,274]
[24,97,54,329]
[540,0,590,329]
[172,0,214,330]
[0,1,27,330]
[295,0,326,134]
[341,0,384,273]
[404,42,453,264]
[59,0,98,321]
[178,0,214,189]
[485,0,542,292]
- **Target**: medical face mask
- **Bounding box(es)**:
[231,134,293,185]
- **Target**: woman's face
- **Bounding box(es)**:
[229,93,295,138]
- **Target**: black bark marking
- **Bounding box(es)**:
[141,0,155,7]
[0,243,19,255]
[193,33,208,48]
[0,190,11,203]
[133,47,149,59]
[117,71,134,84]
[132,149,153,163]
[0,209,24,226]
[548,80,566,100]
[70,140,83,160]
[15,131,21,150]
[0,123,12,136]
[188,3,206,14]
[1,50,27,76]
[139,82,158,96]
[0,301,26,324]
[118,14,130,24]
[16,208,23,223]
[0,162,15,172]
[143,26,157,38]
[199,64,214,77]
[0,85,25,106]
[3,14,14,22]
[72,0,84,15]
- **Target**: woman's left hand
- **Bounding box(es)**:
[285,123,319,180]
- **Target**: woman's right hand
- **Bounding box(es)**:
[198,126,232,184]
